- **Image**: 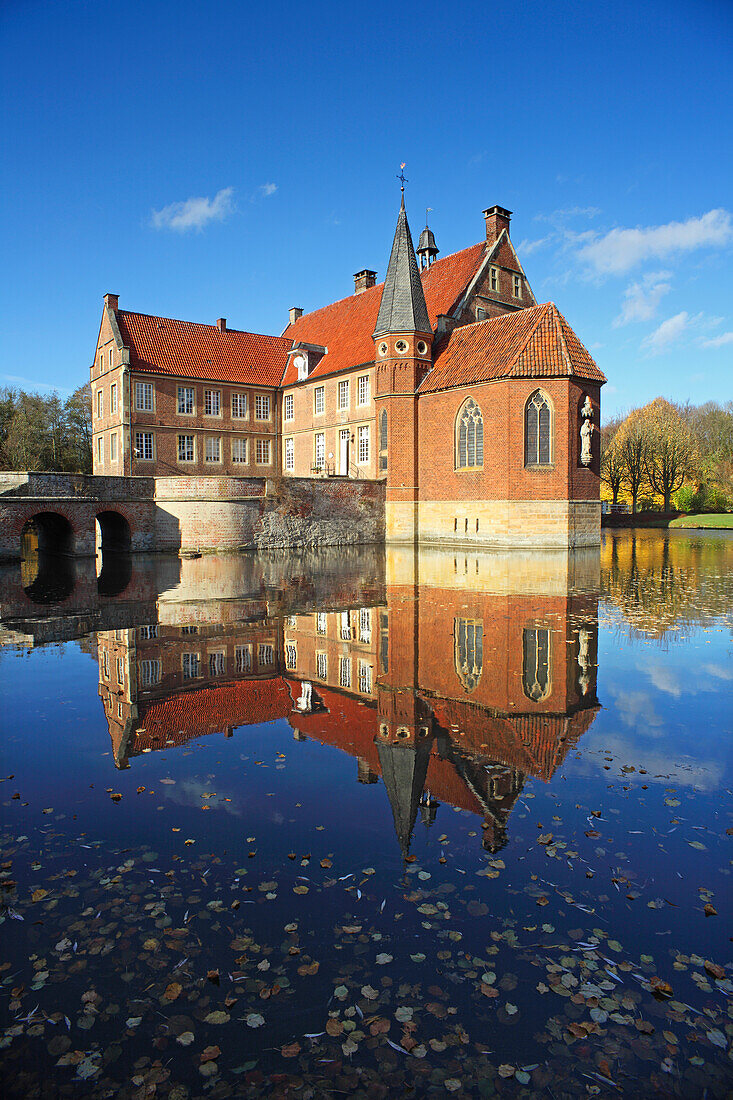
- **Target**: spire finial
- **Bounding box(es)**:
[425,206,433,228]
[397,163,408,199]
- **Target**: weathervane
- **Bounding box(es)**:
[397,163,408,192]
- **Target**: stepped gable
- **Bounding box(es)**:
[419,302,606,394]
[116,310,290,385]
[281,241,486,384]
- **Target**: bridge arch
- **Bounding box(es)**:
[21,511,75,557]
[96,510,132,554]
[20,513,76,603]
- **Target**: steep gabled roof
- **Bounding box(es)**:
[281,241,487,385]
[373,198,431,337]
[419,302,606,394]
[116,310,290,386]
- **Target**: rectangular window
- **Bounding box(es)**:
[340,611,351,640]
[205,437,221,463]
[358,608,371,643]
[255,394,271,420]
[235,644,252,673]
[116,656,124,684]
[316,651,328,680]
[109,349,113,368]
[285,643,297,671]
[96,436,104,465]
[182,652,200,680]
[314,432,325,468]
[358,660,373,694]
[181,624,198,634]
[284,393,294,421]
[96,389,103,418]
[110,433,118,462]
[316,612,327,635]
[358,424,370,464]
[139,660,161,687]
[232,437,248,464]
[178,434,195,462]
[232,393,248,418]
[175,386,193,415]
[339,656,351,689]
[258,643,274,667]
[209,651,225,676]
[256,438,271,465]
[338,380,349,409]
[98,353,103,372]
[314,386,325,415]
[476,307,487,321]
[135,382,154,411]
[138,625,158,639]
[102,649,109,678]
[358,375,370,406]
[489,267,498,292]
[513,274,522,298]
[204,389,221,416]
[110,383,118,413]
[284,437,294,471]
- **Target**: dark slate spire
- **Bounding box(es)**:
[373,196,432,337]
[377,738,432,859]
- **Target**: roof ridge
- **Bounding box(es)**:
[119,309,290,344]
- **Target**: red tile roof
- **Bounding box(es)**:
[419,303,606,394]
[117,310,290,386]
[281,242,487,384]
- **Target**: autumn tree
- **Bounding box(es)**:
[600,416,625,507]
[614,410,649,513]
[642,398,698,512]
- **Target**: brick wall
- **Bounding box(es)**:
[281,366,377,479]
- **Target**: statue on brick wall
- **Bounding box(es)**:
[580,396,594,467]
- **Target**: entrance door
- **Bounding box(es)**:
[339,430,350,475]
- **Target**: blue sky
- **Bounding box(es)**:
[1,0,731,418]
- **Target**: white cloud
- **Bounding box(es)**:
[578,208,733,276]
[614,270,672,326]
[641,311,695,354]
[517,234,555,256]
[151,187,234,232]
[701,330,733,349]
[259,182,277,197]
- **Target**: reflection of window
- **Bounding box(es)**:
[316,612,327,635]
[380,612,389,674]
[285,643,297,671]
[235,645,252,673]
[358,660,373,693]
[138,625,158,639]
[102,649,109,678]
[456,398,484,469]
[182,652,200,680]
[523,627,551,700]
[454,618,483,692]
[316,652,327,679]
[340,611,351,640]
[139,660,161,686]
[525,390,552,467]
[358,608,371,643]
[181,624,198,634]
[209,651,225,676]
[339,656,351,688]
[116,657,124,684]
[258,643,274,667]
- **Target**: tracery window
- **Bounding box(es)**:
[525,390,552,466]
[523,627,551,701]
[456,398,484,469]
[454,618,483,693]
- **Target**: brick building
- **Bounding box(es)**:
[91,197,606,546]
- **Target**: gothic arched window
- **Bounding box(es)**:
[455,618,483,693]
[524,390,552,467]
[523,627,551,701]
[456,398,484,469]
[379,409,388,472]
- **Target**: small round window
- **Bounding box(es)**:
[417,340,427,355]
[395,339,408,353]
[378,342,388,357]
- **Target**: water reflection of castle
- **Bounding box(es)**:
[98,548,600,855]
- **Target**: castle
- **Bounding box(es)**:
[91,197,606,547]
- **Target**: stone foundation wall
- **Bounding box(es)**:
[393,498,602,548]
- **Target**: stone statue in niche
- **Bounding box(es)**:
[580,395,594,467]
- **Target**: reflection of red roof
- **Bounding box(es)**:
[420,303,606,394]
[281,243,486,383]
[132,678,292,751]
[117,311,290,385]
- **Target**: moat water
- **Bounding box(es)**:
[0,532,731,1099]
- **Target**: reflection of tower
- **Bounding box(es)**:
[97,629,138,768]
[377,727,433,858]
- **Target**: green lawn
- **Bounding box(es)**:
[669,513,733,529]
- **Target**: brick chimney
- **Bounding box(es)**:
[483,205,512,243]
[104,293,119,311]
[216,318,227,332]
[354,269,377,295]
[289,306,303,324]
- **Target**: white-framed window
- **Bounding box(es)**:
[232,437,248,464]
[110,383,118,413]
[513,274,522,298]
[489,267,499,292]
[205,437,221,463]
[182,652,200,680]
[208,650,226,676]
[204,389,221,416]
[135,382,154,411]
[284,393,294,420]
[285,643,297,671]
[96,389,103,418]
[177,386,195,415]
[284,437,294,471]
[116,656,124,684]
[138,625,158,639]
[98,353,103,372]
[178,434,195,462]
[258,643,274,667]
[256,438,271,465]
[110,433,118,462]
[235,644,252,673]
[316,612,327,635]
[96,436,104,465]
[314,386,325,415]
[358,660,373,694]
[358,375,370,406]
[232,393,248,418]
[316,652,327,679]
[255,394,271,421]
[338,380,349,409]
[358,608,371,644]
[340,611,351,640]
[314,432,325,468]
[339,656,351,689]
[358,425,370,464]
[139,659,161,687]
